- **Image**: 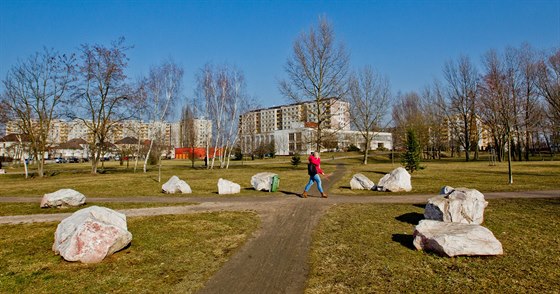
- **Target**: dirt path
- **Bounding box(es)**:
[0,166,559,293]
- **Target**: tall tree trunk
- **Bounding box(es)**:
[507,131,513,184]
[134,140,141,173]
[144,140,154,173]
[363,131,370,165]
[191,145,195,168]
[524,131,531,161]
[210,136,220,169]
[38,156,45,178]
[23,157,28,179]
[474,141,479,161]
[158,155,162,183]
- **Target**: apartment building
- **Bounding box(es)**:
[239,99,377,155]
[4,118,212,149]
[240,99,350,134]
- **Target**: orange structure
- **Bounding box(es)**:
[174,147,222,159]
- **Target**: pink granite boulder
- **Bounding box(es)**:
[53,206,132,263]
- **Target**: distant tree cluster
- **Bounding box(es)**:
[0,37,254,177]
[392,44,559,165]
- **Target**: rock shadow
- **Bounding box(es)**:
[391,234,416,250]
[365,170,387,175]
[395,212,424,225]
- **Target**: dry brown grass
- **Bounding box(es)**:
[308,198,560,293]
[0,211,259,293]
[1,155,558,199]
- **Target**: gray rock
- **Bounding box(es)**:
[162,176,192,194]
[218,178,241,194]
[53,206,132,263]
[41,189,86,208]
[377,167,412,192]
[251,172,278,191]
[350,173,376,190]
[425,188,488,224]
[413,219,503,257]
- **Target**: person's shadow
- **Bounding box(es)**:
[280,190,301,197]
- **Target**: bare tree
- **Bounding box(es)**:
[141,60,183,181]
[536,48,560,153]
[196,63,248,169]
[515,44,541,160]
[420,81,449,159]
[1,48,75,177]
[537,49,560,115]
[0,100,8,128]
[73,38,132,174]
[180,101,198,168]
[235,94,261,160]
[479,50,508,162]
[348,66,391,164]
[479,49,520,184]
[279,16,350,150]
[392,92,429,153]
[239,109,258,159]
[442,55,479,162]
[127,79,149,173]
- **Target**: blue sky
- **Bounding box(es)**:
[1,0,559,111]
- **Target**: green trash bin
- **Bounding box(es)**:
[270,175,280,192]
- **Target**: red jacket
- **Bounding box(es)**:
[308,155,324,175]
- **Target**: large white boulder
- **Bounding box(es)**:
[251,172,278,191]
[413,220,503,257]
[425,188,488,225]
[162,176,192,194]
[53,206,132,263]
[218,178,241,195]
[377,167,412,192]
[41,189,86,208]
[350,173,376,190]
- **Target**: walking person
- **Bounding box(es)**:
[302,151,328,198]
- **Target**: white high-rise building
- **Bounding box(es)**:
[239,99,359,155]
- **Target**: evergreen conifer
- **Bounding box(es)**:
[402,129,422,173]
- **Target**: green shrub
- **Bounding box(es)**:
[290,154,301,167]
[402,129,423,173]
[347,144,361,152]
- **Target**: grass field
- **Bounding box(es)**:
[1,154,558,198]
[307,198,560,293]
[0,158,306,197]
[330,157,560,195]
[0,202,196,216]
[0,154,558,292]
[0,211,259,293]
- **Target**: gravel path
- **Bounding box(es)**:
[0,165,558,293]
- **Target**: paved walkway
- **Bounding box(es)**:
[0,165,558,293]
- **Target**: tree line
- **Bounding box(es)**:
[0,37,252,178]
[392,44,559,166]
[278,16,558,169]
[1,16,558,180]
